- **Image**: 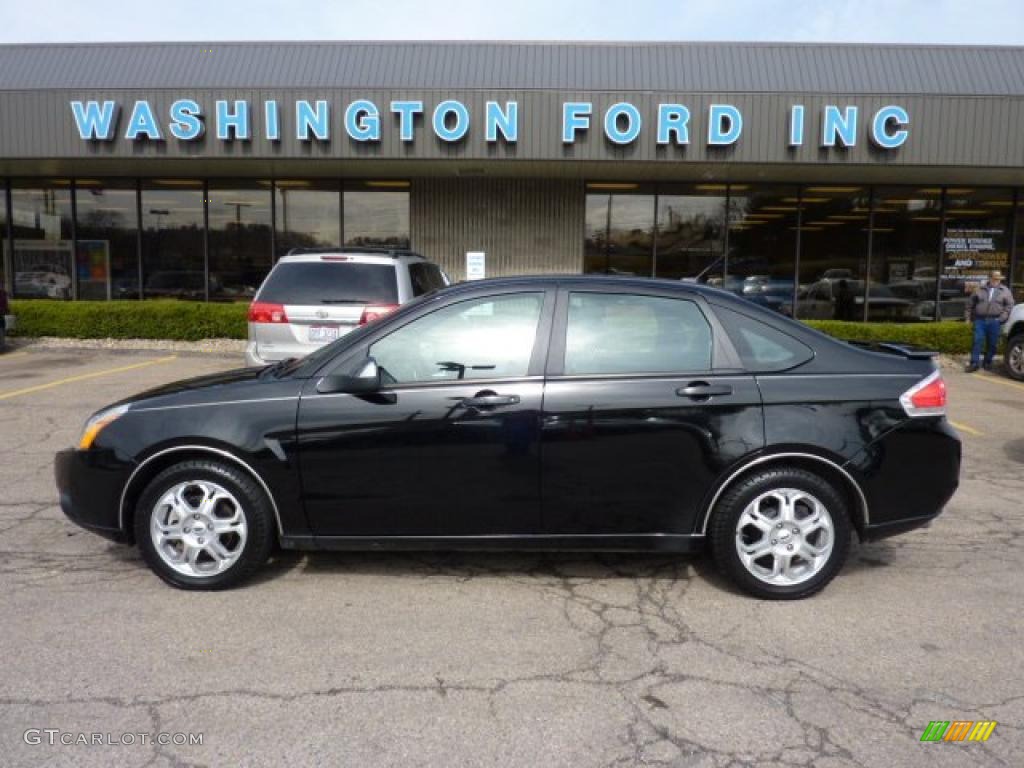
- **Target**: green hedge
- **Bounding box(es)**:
[9,300,248,341]
[8,299,976,352]
[803,320,974,355]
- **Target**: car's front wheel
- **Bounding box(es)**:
[134,459,275,589]
[710,467,851,600]
[1005,334,1024,381]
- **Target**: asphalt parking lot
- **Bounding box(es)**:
[0,346,1021,767]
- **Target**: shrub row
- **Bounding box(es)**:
[803,320,974,355]
[9,300,249,341]
[8,299,977,353]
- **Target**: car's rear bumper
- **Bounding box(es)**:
[55,448,133,543]
[847,417,961,534]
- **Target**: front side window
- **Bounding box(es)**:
[370,293,544,385]
[564,292,712,375]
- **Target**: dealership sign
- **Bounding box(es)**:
[70,99,910,149]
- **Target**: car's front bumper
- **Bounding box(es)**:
[55,448,133,543]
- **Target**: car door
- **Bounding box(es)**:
[540,286,764,536]
[296,288,554,537]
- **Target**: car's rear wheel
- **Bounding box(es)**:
[134,459,274,590]
[710,467,851,600]
[1005,334,1024,381]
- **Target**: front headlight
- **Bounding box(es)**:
[78,404,130,450]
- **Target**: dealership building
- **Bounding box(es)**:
[1,40,1023,320]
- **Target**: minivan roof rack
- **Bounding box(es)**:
[284,246,421,258]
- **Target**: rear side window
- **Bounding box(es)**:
[408,262,447,296]
[564,293,712,375]
[715,305,814,371]
[257,262,398,305]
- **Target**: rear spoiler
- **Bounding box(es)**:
[845,340,938,359]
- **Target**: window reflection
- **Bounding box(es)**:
[655,185,726,281]
[343,183,410,249]
[74,180,138,300]
[583,184,655,275]
[793,187,870,321]
[208,182,273,300]
[142,180,205,300]
[10,180,73,299]
[942,188,1013,316]
[274,180,340,257]
[725,185,799,313]
[870,188,944,322]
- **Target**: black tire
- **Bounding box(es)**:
[134,459,275,590]
[710,467,851,600]
[1005,334,1024,381]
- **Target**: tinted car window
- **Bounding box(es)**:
[564,293,712,375]
[408,262,447,296]
[370,293,544,384]
[714,305,814,371]
[257,262,398,305]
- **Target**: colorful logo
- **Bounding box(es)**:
[920,721,997,742]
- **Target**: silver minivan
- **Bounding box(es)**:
[245,248,448,366]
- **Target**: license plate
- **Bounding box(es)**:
[308,325,340,342]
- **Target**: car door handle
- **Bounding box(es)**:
[460,394,521,408]
[677,382,733,398]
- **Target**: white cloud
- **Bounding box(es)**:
[2,0,1024,44]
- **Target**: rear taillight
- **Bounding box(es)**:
[247,301,289,324]
[900,370,947,417]
[359,304,400,325]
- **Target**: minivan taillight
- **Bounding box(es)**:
[359,304,399,325]
[900,370,947,417]
[248,302,289,324]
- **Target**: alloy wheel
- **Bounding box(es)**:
[1009,342,1024,377]
[734,488,835,586]
[149,480,248,577]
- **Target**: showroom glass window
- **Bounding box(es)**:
[74,180,139,300]
[208,181,273,300]
[343,182,410,248]
[274,180,341,258]
[870,187,943,322]
[943,188,1013,311]
[10,180,74,299]
[1014,194,1024,303]
[141,180,206,301]
[725,185,799,314]
[655,184,727,281]
[794,186,871,321]
[0,181,7,291]
[583,184,655,276]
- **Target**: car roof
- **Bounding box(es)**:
[438,274,738,299]
[277,247,427,264]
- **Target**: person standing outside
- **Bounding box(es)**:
[967,270,1014,372]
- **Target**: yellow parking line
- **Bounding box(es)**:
[974,373,1024,394]
[949,420,984,437]
[0,351,29,362]
[0,356,177,401]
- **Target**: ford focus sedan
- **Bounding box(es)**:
[55,276,961,599]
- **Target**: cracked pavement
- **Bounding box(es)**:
[0,348,1021,767]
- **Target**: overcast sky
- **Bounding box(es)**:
[3,0,1024,45]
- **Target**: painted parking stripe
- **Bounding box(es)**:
[0,356,177,401]
[0,351,30,362]
[973,372,1024,394]
[949,420,984,437]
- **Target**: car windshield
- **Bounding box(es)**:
[258,262,398,305]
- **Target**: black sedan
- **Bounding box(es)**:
[55,276,961,599]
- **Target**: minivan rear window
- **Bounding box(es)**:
[257,262,398,305]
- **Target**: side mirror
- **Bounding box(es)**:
[317,357,382,395]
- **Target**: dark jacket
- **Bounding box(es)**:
[969,282,1014,323]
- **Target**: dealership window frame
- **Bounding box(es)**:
[0,178,411,301]
[583,181,1020,322]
